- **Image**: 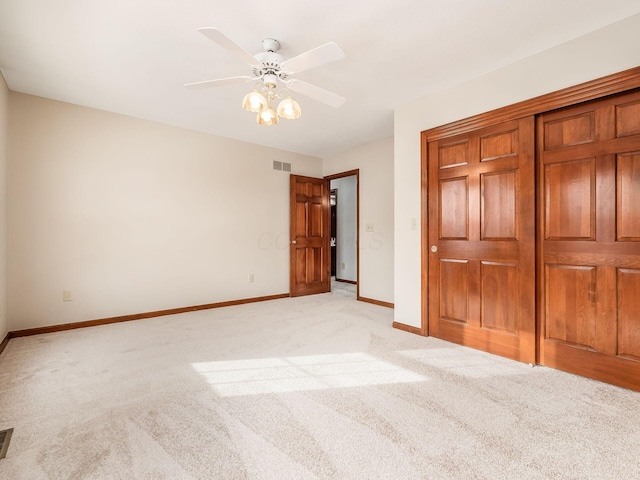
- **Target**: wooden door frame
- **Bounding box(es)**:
[420,66,640,338]
[325,169,360,299]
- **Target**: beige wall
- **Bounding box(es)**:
[323,137,394,304]
[394,14,640,328]
[8,93,321,330]
[0,72,7,340]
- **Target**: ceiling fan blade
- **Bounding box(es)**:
[286,79,345,108]
[198,27,258,66]
[184,76,253,89]
[281,42,345,74]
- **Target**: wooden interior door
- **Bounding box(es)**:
[427,117,536,363]
[290,174,330,297]
[538,90,640,391]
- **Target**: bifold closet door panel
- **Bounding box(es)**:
[427,117,536,363]
[538,89,640,391]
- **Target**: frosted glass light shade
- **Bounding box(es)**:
[276,97,302,119]
[242,91,268,113]
[257,107,279,126]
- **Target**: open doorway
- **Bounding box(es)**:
[330,189,338,277]
[325,170,359,297]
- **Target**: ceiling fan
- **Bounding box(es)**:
[185,28,346,125]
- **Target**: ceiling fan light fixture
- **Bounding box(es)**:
[277,97,302,120]
[242,90,268,113]
[263,73,278,89]
[257,106,279,126]
[187,28,345,127]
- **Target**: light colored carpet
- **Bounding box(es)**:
[330,278,356,297]
[1,290,639,479]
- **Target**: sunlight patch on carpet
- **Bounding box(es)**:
[397,348,533,378]
[192,353,427,396]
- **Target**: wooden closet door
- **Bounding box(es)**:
[538,90,640,391]
[427,117,536,363]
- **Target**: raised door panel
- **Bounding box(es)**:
[480,261,518,334]
[439,140,470,169]
[618,268,640,360]
[309,203,324,237]
[545,265,597,349]
[295,248,307,283]
[295,202,307,237]
[544,159,596,240]
[440,177,469,240]
[439,259,469,324]
[616,100,640,137]
[544,111,595,150]
[617,153,640,240]
[480,129,517,162]
[481,171,516,240]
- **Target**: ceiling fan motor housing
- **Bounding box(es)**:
[253,50,287,83]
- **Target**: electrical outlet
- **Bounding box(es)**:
[248,274,254,283]
[63,290,73,302]
[411,217,418,230]
[341,263,346,270]
[366,223,374,232]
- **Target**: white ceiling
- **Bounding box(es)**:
[1,1,639,158]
